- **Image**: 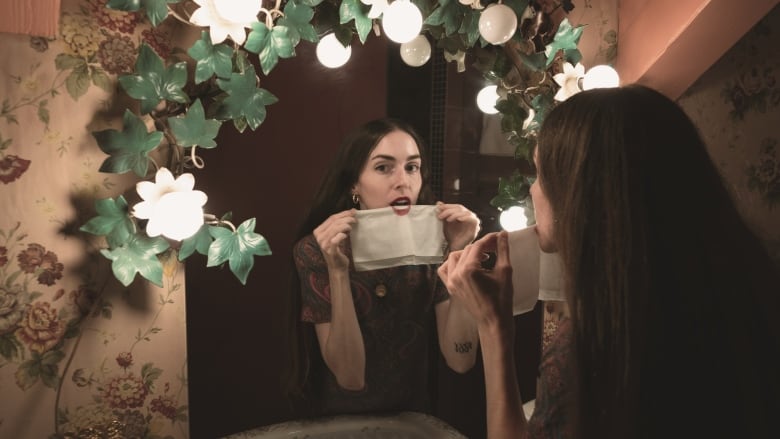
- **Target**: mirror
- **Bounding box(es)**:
[183,35,540,439]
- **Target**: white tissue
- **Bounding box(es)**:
[507,226,565,315]
[350,205,447,271]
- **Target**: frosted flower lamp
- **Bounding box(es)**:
[582,65,620,90]
[477,85,500,114]
[382,0,423,44]
[400,35,431,67]
[133,168,208,241]
[553,62,585,101]
[190,0,261,45]
[317,33,352,68]
[478,4,517,45]
[499,206,528,231]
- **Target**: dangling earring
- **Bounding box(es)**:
[352,193,360,205]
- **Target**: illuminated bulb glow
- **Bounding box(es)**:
[133,168,208,241]
[317,33,352,68]
[382,0,423,44]
[582,65,620,90]
[146,192,206,241]
[477,85,499,114]
[499,206,528,231]
[400,35,431,67]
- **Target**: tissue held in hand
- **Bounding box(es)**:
[507,226,564,315]
[351,205,447,271]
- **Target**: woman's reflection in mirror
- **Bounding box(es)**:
[287,118,481,417]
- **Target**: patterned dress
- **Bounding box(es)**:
[293,234,450,415]
[526,317,574,439]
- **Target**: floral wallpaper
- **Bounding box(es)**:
[677,4,780,268]
[0,1,189,438]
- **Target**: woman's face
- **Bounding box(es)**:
[531,149,557,252]
[353,130,422,215]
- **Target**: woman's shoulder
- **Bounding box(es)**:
[293,234,318,252]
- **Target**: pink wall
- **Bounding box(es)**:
[617,0,779,99]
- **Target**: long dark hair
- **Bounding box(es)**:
[284,118,434,413]
[537,84,779,438]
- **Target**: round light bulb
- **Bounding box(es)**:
[316,33,352,68]
[478,4,518,45]
[382,1,423,44]
[476,85,499,114]
[499,206,528,232]
[582,65,620,90]
[400,35,431,67]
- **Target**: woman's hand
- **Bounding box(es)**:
[313,209,357,271]
[436,202,480,251]
[438,231,514,330]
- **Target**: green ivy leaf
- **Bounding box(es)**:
[207,218,271,285]
[169,99,222,148]
[245,22,296,75]
[503,0,530,17]
[178,224,213,260]
[188,31,234,83]
[100,234,170,287]
[143,0,178,26]
[495,98,529,134]
[490,170,534,210]
[458,8,481,47]
[424,0,463,36]
[339,0,372,44]
[215,64,278,131]
[544,18,585,66]
[530,93,554,127]
[92,109,163,177]
[106,0,141,10]
[80,196,135,249]
[118,44,189,114]
[107,0,176,25]
[278,0,318,46]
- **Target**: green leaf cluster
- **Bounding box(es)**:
[88,0,588,287]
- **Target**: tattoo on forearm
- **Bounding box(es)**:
[454,341,473,353]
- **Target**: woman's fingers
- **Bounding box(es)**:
[314,210,357,255]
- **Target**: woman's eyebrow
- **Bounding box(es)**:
[369,154,421,161]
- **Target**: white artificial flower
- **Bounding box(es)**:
[363,0,389,19]
[190,0,261,46]
[444,50,467,73]
[553,62,585,102]
[133,168,208,241]
[458,0,484,10]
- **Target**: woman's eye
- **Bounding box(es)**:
[375,164,390,173]
[405,163,420,173]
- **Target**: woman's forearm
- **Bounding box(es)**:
[437,296,480,373]
[321,268,366,390]
[479,321,528,439]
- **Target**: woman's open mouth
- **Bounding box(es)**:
[391,197,411,216]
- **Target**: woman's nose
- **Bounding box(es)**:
[392,169,410,189]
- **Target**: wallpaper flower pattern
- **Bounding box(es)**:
[678,4,780,267]
[0,1,189,438]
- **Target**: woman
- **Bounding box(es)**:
[289,118,480,416]
[439,85,779,438]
